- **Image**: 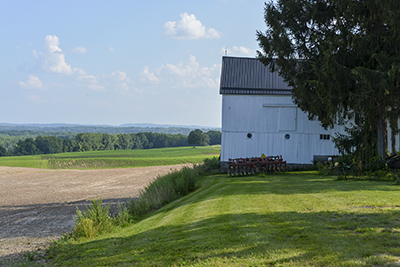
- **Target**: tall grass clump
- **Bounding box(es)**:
[72,198,132,239]
[200,156,221,174]
[127,166,200,218]
[128,156,220,219]
[73,198,113,239]
[70,157,220,239]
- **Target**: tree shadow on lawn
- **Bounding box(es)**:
[48,210,400,266]
[208,172,400,196]
[150,172,400,227]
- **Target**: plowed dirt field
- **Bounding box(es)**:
[0,164,189,265]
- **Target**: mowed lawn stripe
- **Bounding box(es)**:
[48,172,400,266]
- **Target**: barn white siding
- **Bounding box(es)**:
[387,120,400,154]
[219,56,346,165]
[221,94,345,164]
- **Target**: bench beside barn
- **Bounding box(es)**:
[219,56,346,170]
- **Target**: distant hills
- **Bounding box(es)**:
[118,123,219,129]
[0,123,220,135]
[0,123,219,129]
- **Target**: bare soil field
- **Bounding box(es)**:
[0,165,189,265]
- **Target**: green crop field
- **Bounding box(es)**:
[45,171,400,266]
[0,145,220,169]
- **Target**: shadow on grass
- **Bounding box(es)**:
[150,172,400,215]
[30,172,400,265]
[47,210,400,266]
[212,171,400,195]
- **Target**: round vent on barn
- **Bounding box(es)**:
[247,133,253,139]
[285,134,291,140]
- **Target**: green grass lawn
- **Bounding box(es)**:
[45,171,400,266]
[0,146,220,169]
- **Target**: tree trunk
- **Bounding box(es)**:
[377,116,388,160]
[390,119,398,155]
[392,126,396,155]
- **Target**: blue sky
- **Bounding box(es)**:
[1,0,266,127]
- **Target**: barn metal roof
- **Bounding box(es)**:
[219,56,292,95]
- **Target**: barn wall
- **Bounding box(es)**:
[221,95,345,164]
[387,120,400,154]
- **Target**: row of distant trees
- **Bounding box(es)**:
[0,130,221,157]
[0,131,75,152]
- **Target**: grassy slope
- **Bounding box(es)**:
[47,172,400,266]
[0,146,220,169]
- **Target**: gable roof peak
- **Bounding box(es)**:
[219,56,291,96]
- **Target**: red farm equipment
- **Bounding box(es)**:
[227,155,287,176]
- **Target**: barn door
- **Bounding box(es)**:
[279,107,297,131]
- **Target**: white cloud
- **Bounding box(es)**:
[33,36,105,91]
[87,83,106,91]
[76,74,106,91]
[19,75,45,90]
[72,46,87,53]
[73,67,87,76]
[101,71,136,95]
[111,71,131,93]
[108,47,115,52]
[142,55,220,89]
[35,35,73,74]
[44,35,62,53]
[164,13,222,40]
[111,71,128,81]
[27,95,47,103]
[28,35,139,95]
[141,66,160,83]
[222,46,255,56]
[45,52,73,74]
[77,74,98,84]
[35,36,87,75]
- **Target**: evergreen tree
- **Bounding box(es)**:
[257,0,400,161]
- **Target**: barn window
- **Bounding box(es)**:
[320,134,330,140]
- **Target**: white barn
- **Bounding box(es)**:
[219,56,346,168]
